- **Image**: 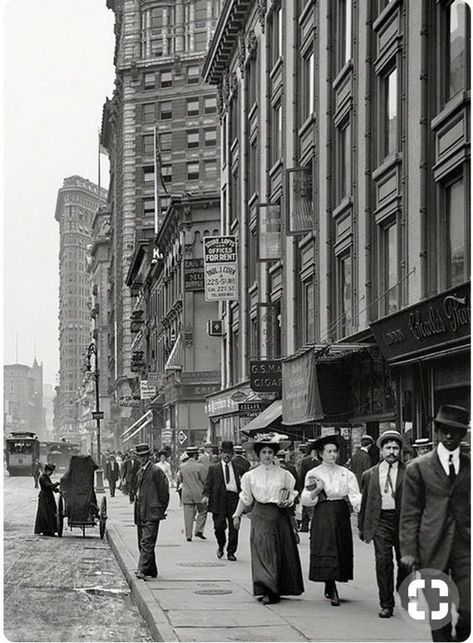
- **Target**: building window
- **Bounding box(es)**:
[337,0,352,70]
[160,101,172,120]
[187,66,200,84]
[380,66,398,160]
[302,279,315,344]
[187,130,200,149]
[161,164,172,184]
[444,177,468,287]
[143,103,155,123]
[204,160,218,180]
[159,132,172,152]
[144,72,155,89]
[248,224,258,285]
[204,128,217,146]
[143,166,155,183]
[250,315,259,359]
[230,166,240,224]
[271,102,282,165]
[248,138,259,196]
[247,54,258,110]
[204,96,217,114]
[187,98,199,116]
[301,49,315,122]
[160,70,172,88]
[270,3,283,67]
[337,252,352,337]
[446,0,470,101]
[187,162,200,181]
[382,222,399,315]
[231,327,240,384]
[143,198,155,216]
[230,95,239,144]
[337,120,351,202]
[143,134,154,155]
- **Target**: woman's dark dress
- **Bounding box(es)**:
[309,498,353,581]
[34,473,58,535]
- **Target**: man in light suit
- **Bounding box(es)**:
[400,405,470,642]
[133,443,170,580]
[202,441,245,560]
[177,446,207,541]
[358,430,407,618]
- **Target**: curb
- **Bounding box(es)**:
[106,524,179,642]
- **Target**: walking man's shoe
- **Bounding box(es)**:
[378,608,393,618]
[186,537,192,542]
[227,553,237,561]
[217,548,224,559]
[195,532,206,540]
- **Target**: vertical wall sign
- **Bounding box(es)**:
[203,236,238,301]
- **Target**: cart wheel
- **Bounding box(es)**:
[57,495,64,537]
[99,496,107,539]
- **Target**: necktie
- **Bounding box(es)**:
[448,454,456,483]
[384,463,394,497]
[225,463,230,484]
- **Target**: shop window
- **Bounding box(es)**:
[443,176,469,288]
[187,130,200,149]
[187,162,200,181]
[445,0,470,103]
[187,98,199,116]
[337,251,352,338]
[204,96,217,114]
[204,128,217,146]
[160,70,172,88]
[379,65,398,161]
[159,132,172,152]
[160,101,172,120]
[271,102,282,166]
[336,119,351,202]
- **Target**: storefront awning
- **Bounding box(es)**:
[239,400,282,434]
[165,334,182,371]
[123,414,153,443]
[121,410,152,438]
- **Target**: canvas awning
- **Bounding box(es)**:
[121,410,152,438]
[239,400,282,434]
[165,334,183,371]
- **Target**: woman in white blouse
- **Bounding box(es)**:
[301,434,361,607]
[233,435,304,605]
[156,452,173,487]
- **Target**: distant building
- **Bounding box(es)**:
[43,383,55,436]
[54,176,107,442]
[4,362,46,438]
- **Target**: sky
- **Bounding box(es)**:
[3,0,115,386]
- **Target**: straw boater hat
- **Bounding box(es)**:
[376,430,403,449]
[360,434,374,444]
[413,438,433,449]
[233,445,244,453]
[134,443,151,456]
[186,446,199,455]
[249,431,290,455]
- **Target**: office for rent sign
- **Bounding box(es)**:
[203,236,238,301]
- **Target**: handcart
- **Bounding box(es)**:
[56,454,107,538]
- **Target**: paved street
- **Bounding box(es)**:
[4,474,152,642]
[106,486,431,642]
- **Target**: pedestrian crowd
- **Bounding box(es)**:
[32,403,470,642]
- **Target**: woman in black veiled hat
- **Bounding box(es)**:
[34,463,60,536]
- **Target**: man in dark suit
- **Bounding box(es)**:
[202,441,245,561]
[123,452,140,502]
[350,434,374,488]
[359,429,407,618]
[105,455,120,497]
[298,443,320,531]
[133,443,170,580]
[276,449,298,483]
[233,445,250,472]
[400,405,470,642]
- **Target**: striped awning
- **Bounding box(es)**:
[240,400,282,434]
[121,410,152,438]
[165,334,183,371]
[122,414,153,443]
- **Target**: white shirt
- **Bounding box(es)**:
[157,460,172,482]
[360,446,370,453]
[221,460,238,493]
[239,463,298,506]
[301,463,361,512]
[378,460,399,510]
[437,443,460,476]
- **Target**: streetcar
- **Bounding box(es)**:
[45,441,81,474]
[5,432,40,476]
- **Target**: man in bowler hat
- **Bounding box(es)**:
[134,443,170,580]
[358,429,407,618]
[202,441,246,560]
[400,405,470,641]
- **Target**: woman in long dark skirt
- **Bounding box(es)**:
[301,435,361,606]
[34,463,60,536]
[233,433,304,605]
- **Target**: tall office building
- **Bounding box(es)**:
[4,362,46,438]
[54,176,107,441]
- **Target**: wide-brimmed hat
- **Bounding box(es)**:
[134,443,151,456]
[360,434,374,444]
[309,434,344,453]
[413,438,433,449]
[44,463,56,472]
[376,430,403,449]
[433,405,469,432]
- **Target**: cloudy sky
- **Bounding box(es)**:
[3,0,115,386]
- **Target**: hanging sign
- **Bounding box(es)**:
[203,236,238,301]
[178,430,188,445]
[140,380,156,400]
[258,204,281,261]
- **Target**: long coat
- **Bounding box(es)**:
[105,460,120,482]
[134,463,170,525]
[178,458,206,504]
[350,449,373,488]
[34,473,59,534]
[400,449,470,571]
[203,461,245,515]
[358,462,405,542]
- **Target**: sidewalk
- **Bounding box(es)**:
[105,487,430,642]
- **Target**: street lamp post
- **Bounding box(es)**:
[87,339,105,493]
